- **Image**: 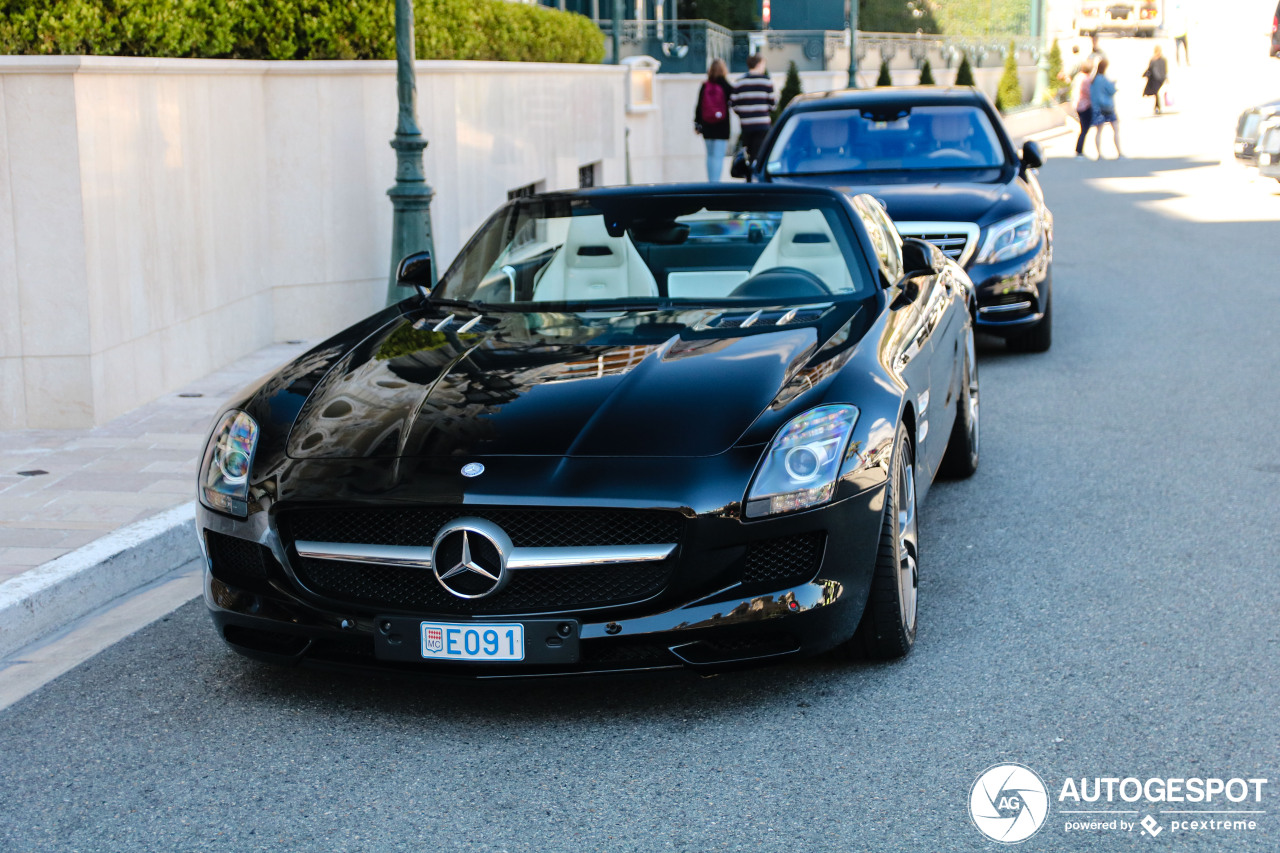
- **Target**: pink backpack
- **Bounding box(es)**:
[699,82,727,124]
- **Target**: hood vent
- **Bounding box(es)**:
[697,303,832,331]
[411,313,492,335]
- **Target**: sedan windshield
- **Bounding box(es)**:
[767,105,1006,175]
[436,195,874,307]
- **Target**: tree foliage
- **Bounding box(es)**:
[858,0,938,34]
[0,0,605,62]
[954,53,975,86]
[876,59,892,87]
[918,58,934,85]
[773,60,802,120]
[997,40,1022,111]
[932,0,1029,36]
[676,0,757,30]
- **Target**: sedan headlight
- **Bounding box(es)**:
[199,410,259,517]
[975,212,1042,264]
[745,405,859,519]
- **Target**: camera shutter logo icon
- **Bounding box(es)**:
[969,763,1050,843]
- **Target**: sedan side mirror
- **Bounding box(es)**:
[730,149,753,181]
[396,251,434,292]
[900,238,938,279]
[1021,140,1044,170]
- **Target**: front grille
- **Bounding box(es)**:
[740,532,826,591]
[280,506,681,549]
[294,558,671,615]
[206,531,278,591]
[897,222,980,265]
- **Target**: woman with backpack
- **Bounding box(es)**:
[694,59,734,181]
[1071,59,1094,158]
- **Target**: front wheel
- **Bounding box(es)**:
[939,326,980,478]
[849,423,919,660]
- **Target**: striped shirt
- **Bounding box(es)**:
[731,72,777,130]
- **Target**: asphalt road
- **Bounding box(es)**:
[3,35,1280,853]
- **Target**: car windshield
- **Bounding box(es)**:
[435,195,874,307]
[766,105,1006,175]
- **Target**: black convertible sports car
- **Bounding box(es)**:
[735,87,1054,353]
[198,184,979,677]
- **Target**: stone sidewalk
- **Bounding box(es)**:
[0,341,310,655]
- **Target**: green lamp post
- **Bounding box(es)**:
[385,0,437,306]
[847,0,859,88]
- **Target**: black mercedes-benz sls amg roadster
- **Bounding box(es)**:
[198,184,979,677]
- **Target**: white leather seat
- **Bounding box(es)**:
[531,216,658,302]
[748,209,855,293]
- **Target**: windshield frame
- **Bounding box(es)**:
[433,191,878,311]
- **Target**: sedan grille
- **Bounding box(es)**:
[895,221,981,266]
[278,506,684,615]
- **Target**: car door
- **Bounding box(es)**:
[851,197,937,473]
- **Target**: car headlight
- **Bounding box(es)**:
[199,410,259,517]
[744,405,859,519]
[975,212,1042,264]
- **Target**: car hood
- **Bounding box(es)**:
[772,173,1022,223]
[284,306,853,459]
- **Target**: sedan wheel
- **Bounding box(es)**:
[939,325,980,478]
[850,423,919,659]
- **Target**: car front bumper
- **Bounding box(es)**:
[199,476,888,678]
[966,237,1052,337]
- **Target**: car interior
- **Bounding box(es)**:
[463,208,870,305]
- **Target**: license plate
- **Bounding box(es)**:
[420,621,524,661]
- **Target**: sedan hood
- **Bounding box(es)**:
[774,173,1018,223]
[285,308,844,459]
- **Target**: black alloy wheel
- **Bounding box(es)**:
[849,422,919,660]
[939,325,980,478]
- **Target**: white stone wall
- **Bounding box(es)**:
[0,57,626,428]
[0,55,1054,429]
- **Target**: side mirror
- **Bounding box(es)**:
[730,149,753,181]
[900,238,938,279]
[1021,140,1044,170]
[396,251,433,291]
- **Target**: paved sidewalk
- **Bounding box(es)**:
[0,341,309,655]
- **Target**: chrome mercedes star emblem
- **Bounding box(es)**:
[461,462,484,477]
[431,518,512,599]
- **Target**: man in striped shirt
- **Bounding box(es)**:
[731,54,777,166]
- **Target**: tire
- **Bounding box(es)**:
[1007,283,1053,353]
[849,423,919,660]
[939,325,980,478]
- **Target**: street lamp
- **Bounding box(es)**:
[847,0,859,88]
[385,0,437,306]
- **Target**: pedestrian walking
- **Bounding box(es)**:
[694,59,734,182]
[1072,59,1095,157]
[1142,46,1167,115]
[731,54,776,166]
[1090,58,1123,159]
[1168,1,1190,65]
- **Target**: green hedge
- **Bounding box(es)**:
[0,0,605,63]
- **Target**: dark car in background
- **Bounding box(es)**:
[735,87,1054,353]
[1235,99,1280,166]
[198,184,981,677]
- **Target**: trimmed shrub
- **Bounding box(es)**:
[773,60,802,120]
[1046,38,1067,101]
[0,0,605,63]
[954,53,975,86]
[876,59,892,87]
[918,58,934,85]
[997,40,1022,111]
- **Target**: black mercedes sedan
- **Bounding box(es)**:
[734,87,1054,353]
[197,184,979,677]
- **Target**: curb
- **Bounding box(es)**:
[0,502,199,660]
